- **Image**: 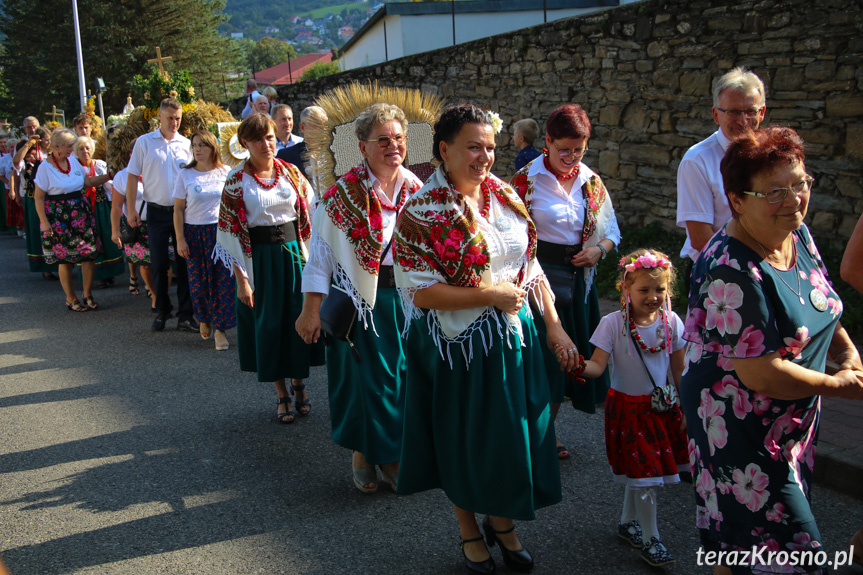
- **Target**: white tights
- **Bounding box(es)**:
[621,486,660,543]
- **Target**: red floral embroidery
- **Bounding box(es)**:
[321,164,420,274]
[396,174,534,288]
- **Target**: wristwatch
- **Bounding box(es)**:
[597,243,608,260]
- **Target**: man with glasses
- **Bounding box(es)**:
[676,67,766,284]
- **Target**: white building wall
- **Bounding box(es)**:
[401,8,595,54]
[340,7,603,71]
[340,16,405,71]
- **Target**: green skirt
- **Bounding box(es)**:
[92,197,125,280]
[535,263,610,412]
[397,306,561,521]
[327,287,406,464]
[237,240,325,382]
[24,195,58,273]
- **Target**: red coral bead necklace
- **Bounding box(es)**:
[51,154,71,175]
[542,150,579,181]
[246,160,281,190]
[629,312,666,354]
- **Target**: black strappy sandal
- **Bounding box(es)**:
[276,396,294,424]
[66,299,88,312]
[291,383,311,416]
[129,276,140,295]
[82,296,99,310]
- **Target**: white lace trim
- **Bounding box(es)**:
[397,280,438,338]
[584,266,596,304]
[211,241,246,278]
[423,307,522,369]
[314,237,380,335]
[523,273,549,319]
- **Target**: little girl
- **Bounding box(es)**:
[575,249,688,566]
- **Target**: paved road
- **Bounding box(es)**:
[1,233,862,575]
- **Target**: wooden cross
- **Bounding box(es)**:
[147,46,173,80]
[45,105,62,123]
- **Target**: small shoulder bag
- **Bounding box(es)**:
[120,195,145,245]
[319,232,396,364]
[628,327,678,413]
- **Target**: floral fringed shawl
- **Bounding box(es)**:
[510,159,617,303]
[313,162,422,330]
[394,165,547,366]
[213,159,313,291]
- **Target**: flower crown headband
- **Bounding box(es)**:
[618,251,673,354]
[619,251,671,275]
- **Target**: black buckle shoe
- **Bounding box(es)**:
[482,516,533,572]
[461,536,495,575]
[152,313,173,331]
[641,537,675,566]
[177,317,200,332]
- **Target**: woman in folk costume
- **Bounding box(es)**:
[510,103,621,459]
[75,136,125,288]
[296,103,423,493]
[214,113,324,424]
[394,103,581,574]
[33,129,111,311]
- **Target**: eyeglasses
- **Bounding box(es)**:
[364,135,406,148]
[715,107,763,119]
[743,175,813,204]
[552,143,588,159]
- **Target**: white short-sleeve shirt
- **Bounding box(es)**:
[34,156,86,196]
[590,310,686,396]
[243,172,299,227]
[676,130,733,261]
[127,129,191,207]
[111,167,147,221]
[172,166,229,225]
[527,158,622,247]
[0,154,12,180]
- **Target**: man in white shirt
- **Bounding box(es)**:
[240,79,262,120]
[272,104,303,152]
[253,95,270,116]
[126,98,195,332]
[676,67,766,280]
[22,116,39,137]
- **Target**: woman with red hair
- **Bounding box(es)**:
[510,103,620,458]
[681,126,863,574]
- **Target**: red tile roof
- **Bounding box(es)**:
[252,52,333,85]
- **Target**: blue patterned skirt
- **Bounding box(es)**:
[184,223,236,331]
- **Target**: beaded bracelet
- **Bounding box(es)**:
[564,354,587,381]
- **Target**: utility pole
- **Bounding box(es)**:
[72,0,87,113]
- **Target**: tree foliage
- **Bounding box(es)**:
[0,0,243,123]
[299,60,339,82]
[246,37,298,73]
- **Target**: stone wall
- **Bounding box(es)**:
[238,0,863,245]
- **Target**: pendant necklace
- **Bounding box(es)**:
[751,235,805,306]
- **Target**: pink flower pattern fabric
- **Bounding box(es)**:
[680,223,840,571]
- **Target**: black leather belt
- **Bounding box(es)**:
[377,265,396,289]
[50,190,83,201]
[146,202,173,212]
[249,222,298,245]
[536,240,582,267]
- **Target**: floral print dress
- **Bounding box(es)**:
[680,223,841,573]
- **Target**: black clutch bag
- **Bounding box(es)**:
[120,197,144,245]
[543,267,576,309]
[319,286,361,363]
[120,219,141,245]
